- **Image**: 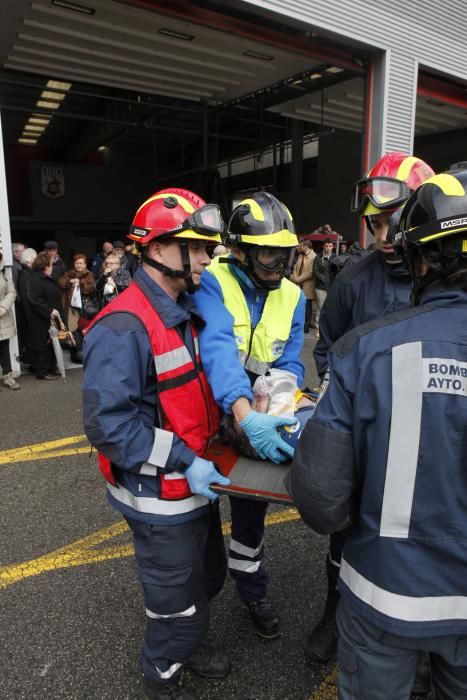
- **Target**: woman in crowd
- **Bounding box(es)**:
[0,252,20,390]
[58,253,96,332]
[17,247,37,367]
[27,252,63,380]
[96,253,131,307]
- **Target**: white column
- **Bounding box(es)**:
[0,111,20,376]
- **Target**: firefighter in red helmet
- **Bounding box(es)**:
[83,188,231,700]
[311,153,435,699]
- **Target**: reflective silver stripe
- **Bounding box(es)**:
[194,336,199,355]
[139,464,158,476]
[238,351,270,376]
[155,663,182,680]
[380,342,423,538]
[228,556,261,573]
[154,346,192,374]
[146,604,196,619]
[107,483,207,515]
[229,537,264,558]
[328,553,341,569]
[147,428,173,469]
[163,471,185,481]
[340,558,467,622]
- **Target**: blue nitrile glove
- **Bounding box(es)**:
[185,457,231,501]
[239,411,298,463]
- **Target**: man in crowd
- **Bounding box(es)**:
[11,242,25,290]
[43,240,67,282]
[112,239,139,276]
[83,188,231,700]
[195,192,303,639]
[312,238,334,331]
[90,241,113,277]
[290,239,316,333]
[288,166,467,699]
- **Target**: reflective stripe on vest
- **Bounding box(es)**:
[207,257,300,371]
[88,280,219,512]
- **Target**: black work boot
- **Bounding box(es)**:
[143,675,193,700]
[305,584,340,663]
[411,652,432,698]
[244,598,280,639]
[185,642,231,679]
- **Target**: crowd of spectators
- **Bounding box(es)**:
[3,238,139,386]
[4,228,352,385]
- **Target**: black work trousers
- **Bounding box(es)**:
[125,503,226,685]
[0,338,12,374]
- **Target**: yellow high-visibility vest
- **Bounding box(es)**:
[207,257,300,375]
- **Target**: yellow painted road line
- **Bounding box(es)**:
[0,446,91,465]
[0,508,301,590]
[0,434,88,465]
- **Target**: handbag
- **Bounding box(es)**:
[82,296,99,319]
[50,312,76,347]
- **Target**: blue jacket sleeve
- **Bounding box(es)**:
[286,347,356,534]
[272,289,305,386]
[195,271,253,412]
[82,318,196,473]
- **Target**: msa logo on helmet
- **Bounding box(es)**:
[441,217,467,229]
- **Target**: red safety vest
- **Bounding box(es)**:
[87,280,220,501]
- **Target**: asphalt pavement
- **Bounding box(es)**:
[0,333,337,699]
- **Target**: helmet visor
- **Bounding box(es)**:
[252,246,296,272]
[351,177,411,214]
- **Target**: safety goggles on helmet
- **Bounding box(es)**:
[162,203,224,239]
[249,245,296,273]
[351,177,412,215]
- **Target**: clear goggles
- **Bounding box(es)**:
[166,204,224,237]
[250,246,296,272]
[351,177,411,215]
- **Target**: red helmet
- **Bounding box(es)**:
[129,188,223,245]
[352,152,435,216]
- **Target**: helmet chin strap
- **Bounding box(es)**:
[402,248,437,306]
[142,241,197,293]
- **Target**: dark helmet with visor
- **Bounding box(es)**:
[396,168,467,302]
[226,192,298,289]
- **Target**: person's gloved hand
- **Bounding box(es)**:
[185,457,231,501]
[239,411,298,463]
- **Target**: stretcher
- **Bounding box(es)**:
[204,441,292,505]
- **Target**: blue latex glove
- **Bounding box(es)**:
[239,411,298,463]
[185,457,231,501]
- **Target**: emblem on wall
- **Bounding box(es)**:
[41,165,65,198]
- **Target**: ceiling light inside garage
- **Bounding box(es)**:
[243,50,274,61]
[41,90,66,101]
[36,100,60,109]
[51,0,95,15]
[18,137,38,145]
[46,80,72,92]
[158,28,194,41]
[24,125,45,132]
[326,66,344,74]
[311,73,322,79]
[29,117,51,125]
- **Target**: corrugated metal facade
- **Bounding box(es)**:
[242,0,467,156]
